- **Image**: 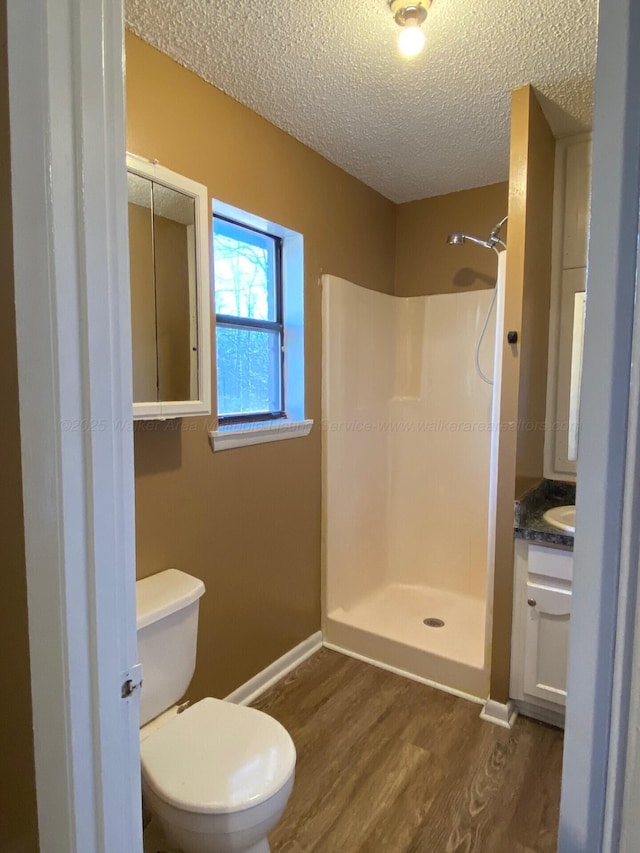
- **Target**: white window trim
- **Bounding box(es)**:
[211,199,312,448]
[209,418,313,451]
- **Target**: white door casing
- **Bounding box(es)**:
[560,0,640,851]
[7,1,142,851]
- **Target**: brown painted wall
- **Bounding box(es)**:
[490,86,555,702]
[395,183,509,296]
[126,33,397,699]
[0,1,39,849]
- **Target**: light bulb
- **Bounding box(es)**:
[398,24,425,57]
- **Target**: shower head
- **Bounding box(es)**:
[446,231,493,249]
[447,216,508,251]
[446,232,467,245]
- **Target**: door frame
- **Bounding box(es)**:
[6,0,640,851]
[559,0,640,850]
[7,1,142,850]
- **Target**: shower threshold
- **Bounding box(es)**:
[325,583,488,700]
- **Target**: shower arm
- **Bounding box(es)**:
[466,235,494,249]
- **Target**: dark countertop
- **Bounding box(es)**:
[514,479,576,550]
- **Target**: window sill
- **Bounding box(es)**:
[208,418,313,452]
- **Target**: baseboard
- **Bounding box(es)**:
[224,631,323,706]
[516,699,565,729]
[323,640,485,706]
[480,698,519,729]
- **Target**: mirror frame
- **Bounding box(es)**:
[126,153,212,419]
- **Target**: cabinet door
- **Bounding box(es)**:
[523,581,571,706]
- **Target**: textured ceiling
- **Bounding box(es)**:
[128,172,195,224]
[125,0,598,203]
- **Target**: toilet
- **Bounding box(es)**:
[136,569,296,853]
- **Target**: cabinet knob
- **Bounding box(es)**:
[527,598,537,608]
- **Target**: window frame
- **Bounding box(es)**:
[213,214,286,425]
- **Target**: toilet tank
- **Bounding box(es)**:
[136,569,205,726]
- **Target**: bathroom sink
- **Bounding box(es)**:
[542,505,576,534]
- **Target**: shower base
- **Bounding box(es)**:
[325,583,489,700]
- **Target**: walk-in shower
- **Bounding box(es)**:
[321,224,507,700]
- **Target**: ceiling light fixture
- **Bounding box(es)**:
[389,1,432,58]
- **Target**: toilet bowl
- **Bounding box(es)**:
[143,774,294,853]
[136,570,296,853]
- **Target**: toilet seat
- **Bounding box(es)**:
[140,697,296,816]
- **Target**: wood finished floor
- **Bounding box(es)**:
[253,649,563,853]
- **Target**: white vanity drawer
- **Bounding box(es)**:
[527,543,573,583]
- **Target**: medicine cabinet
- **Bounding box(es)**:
[127,154,211,419]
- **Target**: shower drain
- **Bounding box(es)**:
[423,617,445,628]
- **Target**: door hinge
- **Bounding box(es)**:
[121,663,143,699]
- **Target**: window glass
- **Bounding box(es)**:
[213,218,278,322]
[216,326,282,416]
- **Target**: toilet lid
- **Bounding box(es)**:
[140,697,296,815]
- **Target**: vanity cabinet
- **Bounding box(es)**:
[510,540,573,726]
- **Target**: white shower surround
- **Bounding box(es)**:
[322,264,505,700]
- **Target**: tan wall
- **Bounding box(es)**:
[126,33,397,699]
[0,1,39,849]
[395,183,509,296]
[490,86,555,702]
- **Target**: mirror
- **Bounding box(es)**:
[127,172,156,402]
[568,291,586,462]
[544,135,592,479]
[127,155,211,418]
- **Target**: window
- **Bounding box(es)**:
[213,216,284,423]
[210,200,311,451]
